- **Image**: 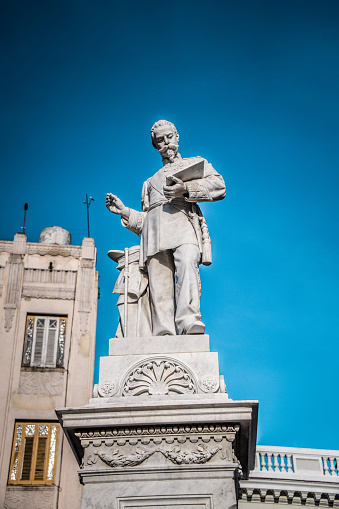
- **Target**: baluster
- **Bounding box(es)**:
[254,452,260,471]
[260,452,266,471]
[323,457,330,475]
[273,453,280,472]
[287,454,293,472]
[329,457,337,476]
[282,454,288,472]
[268,454,274,471]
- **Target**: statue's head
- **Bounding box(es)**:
[151,120,179,163]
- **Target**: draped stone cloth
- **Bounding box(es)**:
[113,248,152,338]
[121,156,225,335]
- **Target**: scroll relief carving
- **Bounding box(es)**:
[122,357,197,396]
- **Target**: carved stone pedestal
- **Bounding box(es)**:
[57,335,258,509]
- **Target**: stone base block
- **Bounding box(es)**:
[97,335,226,399]
[109,334,210,356]
[81,474,237,509]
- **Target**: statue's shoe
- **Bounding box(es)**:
[185,320,205,335]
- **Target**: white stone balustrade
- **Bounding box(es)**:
[23,268,77,285]
[252,445,338,482]
[240,447,339,506]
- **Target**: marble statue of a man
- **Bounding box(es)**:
[106,120,225,336]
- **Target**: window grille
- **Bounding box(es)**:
[22,315,67,368]
[8,422,59,485]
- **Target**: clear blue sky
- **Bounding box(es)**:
[1,0,338,450]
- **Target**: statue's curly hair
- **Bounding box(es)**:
[150,120,178,149]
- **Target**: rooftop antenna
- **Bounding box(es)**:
[22,203,28,234]
[83,194,94,237]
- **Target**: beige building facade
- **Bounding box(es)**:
[0,228,98,509]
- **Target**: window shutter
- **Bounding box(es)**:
[45,318,58,367]
[32,318,45,366]
[20,436,34,481]
[34,436,47,480]
[23,315,67,368]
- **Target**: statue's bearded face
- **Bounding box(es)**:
[154,127,179,163]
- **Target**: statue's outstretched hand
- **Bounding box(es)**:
[163,176,187,199]
[106,193,130,219]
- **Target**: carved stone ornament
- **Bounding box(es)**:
[86,452,98,466]
[200,375,219,393]
[81,258,94,269]
[22,285,75,300]
[122,357,197,396]
[0,241,12,253]
[76,423,239,440]
[98,380,117,397]
[98,447,156,467]
[160,444,221,464]
[92,444,221,468]
[5,486,57,509]
[27,243,81,258]
[18,371,64,396]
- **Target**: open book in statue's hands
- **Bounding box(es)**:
[165,159,204,186]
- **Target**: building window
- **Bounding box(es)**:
[22,315,67,368]
[8,422,59,485]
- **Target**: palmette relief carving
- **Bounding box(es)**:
[122,358,197,396]
[160,444,221,464]
[98,447,157,467]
